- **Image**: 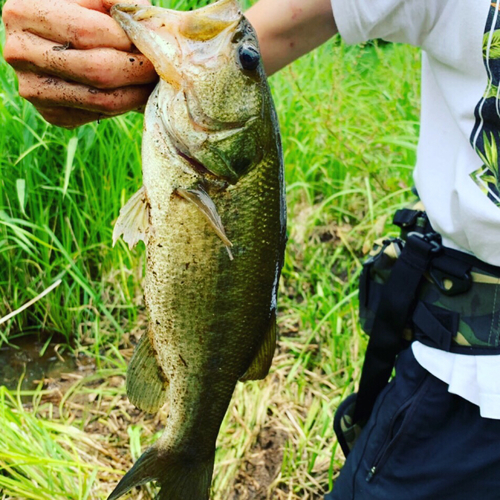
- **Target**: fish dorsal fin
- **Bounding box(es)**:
[127,333,169,414]
[113,186,150,249]
[176,186,233,259]
[239,309,277,382]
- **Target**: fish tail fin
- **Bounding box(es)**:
[107,444,215,500]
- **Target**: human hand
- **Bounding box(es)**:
[2,0,158,128]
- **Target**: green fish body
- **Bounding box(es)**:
[110,1,286,499]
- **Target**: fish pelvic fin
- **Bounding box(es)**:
[239,309,277,381]
[107,445,215,500]
[176,186,234,260]
[113,186,150,249]
[127,332,169,414]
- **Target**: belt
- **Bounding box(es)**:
[354,207,500,424]
[415,249,500,355]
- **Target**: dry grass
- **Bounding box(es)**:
[0,321,360,500]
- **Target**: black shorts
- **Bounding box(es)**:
[327,347,500,500]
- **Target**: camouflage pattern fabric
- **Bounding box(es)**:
[358,237,403,339]
[359,237,500,350]
[418,266,500,348]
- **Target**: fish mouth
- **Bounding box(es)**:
[111,1,242,83]
[111,4,181,86]
[113,1,251,184]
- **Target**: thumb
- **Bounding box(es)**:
[103,0,151,11]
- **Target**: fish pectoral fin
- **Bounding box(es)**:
[127,332,169,414]
[176,186,234,260]
[239,310,277,382]
[113,186,150,249]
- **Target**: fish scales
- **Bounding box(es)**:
[144,108,283,458]
[109,1,286,499]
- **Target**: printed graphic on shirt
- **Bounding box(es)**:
[471,2,500,207]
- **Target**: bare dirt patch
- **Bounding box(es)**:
[230,427,288,500]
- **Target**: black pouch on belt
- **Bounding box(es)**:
[358,238,405,337]
[334,209,443,457]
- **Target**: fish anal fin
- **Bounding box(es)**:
[127,333,169,414]
[176,186,233,259]
[240,310,277,382]
[113,186,150,249]
[107,445,214,500]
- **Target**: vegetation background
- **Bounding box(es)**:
[0,0,421,498]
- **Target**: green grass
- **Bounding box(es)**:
[0,1,421,497]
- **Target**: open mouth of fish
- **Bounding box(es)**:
[112,2,256,184]
[111,1,241,87]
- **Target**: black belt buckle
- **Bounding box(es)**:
[406,231,471,296]
[406,231,442,256]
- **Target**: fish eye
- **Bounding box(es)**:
[238,44,260,71]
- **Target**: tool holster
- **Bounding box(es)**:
[334,207,500,458]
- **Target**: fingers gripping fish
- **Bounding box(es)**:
[110,1,286,499]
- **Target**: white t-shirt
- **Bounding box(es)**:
[331,0,500,418]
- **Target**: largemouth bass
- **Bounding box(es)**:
[109,1,286,499]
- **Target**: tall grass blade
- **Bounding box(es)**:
[63,136,79,198]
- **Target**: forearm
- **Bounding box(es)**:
[246,0,338,76]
